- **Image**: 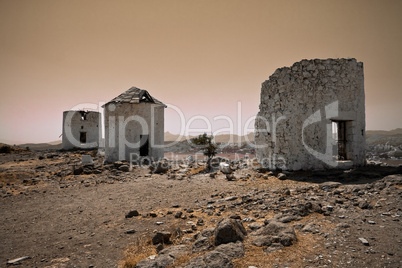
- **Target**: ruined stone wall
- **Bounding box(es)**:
[104,102,164,163]
[62,111,101,150]
[255,58,366,170]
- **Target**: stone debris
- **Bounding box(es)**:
[214,218,247,246]
[125,210,140,218]
[152,232,171,245]
[2,140,402,267]
[219,162,233,174]
[81,155,94,165]
[252,220,297,249]
[358,237,370,246]
[150,160,170,174]
[277,173,287,180]
[135,245,189,268]
[185,251,233,268]
[6,256,31,265]
[118,165,130,172]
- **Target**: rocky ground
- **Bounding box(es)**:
[0,148,401,267]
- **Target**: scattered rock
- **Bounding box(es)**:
[7,256,31,265]
[192,236,213,253]
[320,181,341,191]
[277,215,302,223]
[125,210,139,218]
[277,173,287,180]
[73,166,84,175]
[264,243,284,253]
[174,211,183,218]
[119,165,130,172]
[214,218,247,246]
[152,232,171,245]
[82,155,93,166]
[358,237,370,246]
[252,220,297,248]
[336,223,350,229]
[248,222,264,231]
[150,160,170,174]
[214,241,245,260]
[252,235,273,247]
[185,251,234,268]
[301,223,317,233]
[220,162,234,174]
[359,201,372,209]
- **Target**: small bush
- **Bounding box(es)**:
[0,145,12,154]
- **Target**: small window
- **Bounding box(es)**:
[79,111,88,120]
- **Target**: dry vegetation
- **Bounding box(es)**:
[1,148,401,267]
[120,236,156,268]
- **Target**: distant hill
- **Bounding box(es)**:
[366,128,402,136]
[366,128,402,146]
[1,128,399,152]
[164,132,194,142]
[17,141,62,151]
[0,143,28,153]
[164,132,255,143]
[213,133,254,143]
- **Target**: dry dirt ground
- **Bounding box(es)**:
[0,149,401,268]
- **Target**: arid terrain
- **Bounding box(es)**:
[0,144,401,267]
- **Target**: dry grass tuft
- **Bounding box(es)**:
[233,231,324,268]
[166,254,192,268]
[119,236,156,268]
[233,213,337,268]
[188,166,206,175]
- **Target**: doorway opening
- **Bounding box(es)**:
[80,132,87,144]
[140,134,149,156]
[332,121,347,160]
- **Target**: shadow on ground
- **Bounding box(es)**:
[283,165,402,185]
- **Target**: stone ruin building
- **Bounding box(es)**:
[255,58,366,170]
[103,87,166,163]
[62,110,101,150]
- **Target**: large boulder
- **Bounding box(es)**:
[219,162,233,174]
[185,251,233,268]
[214,218,247,246]
[252,220,297,249]
[192,236,213,253]
[152,232,171,245]
[214,241,245,260]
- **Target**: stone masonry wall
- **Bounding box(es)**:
[255,58,366,170]
[62,111,101,150]
[104,102,164,163]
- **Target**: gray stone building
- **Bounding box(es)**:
[62,110,101,150]
[103,87,166,163]
[255,58,366,170]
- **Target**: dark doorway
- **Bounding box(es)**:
[332,121,347,160]
[140,135,149,156]
[80,132,87,144]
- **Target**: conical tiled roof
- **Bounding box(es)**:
[104,87,166,107]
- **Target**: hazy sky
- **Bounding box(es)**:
[0,0,401,143]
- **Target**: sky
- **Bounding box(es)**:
[0,0,401,144]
